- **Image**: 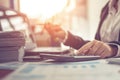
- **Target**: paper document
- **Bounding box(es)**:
[3,60,120,80]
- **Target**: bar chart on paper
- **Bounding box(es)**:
[3,60,120,80]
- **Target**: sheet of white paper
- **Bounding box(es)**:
[3,60,120,80]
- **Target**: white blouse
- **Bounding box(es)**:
[100,0,120,56]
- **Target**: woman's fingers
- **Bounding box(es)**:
[77,40,96,55]
[77,40,113,58]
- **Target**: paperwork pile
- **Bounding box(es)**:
[0,31,25,62]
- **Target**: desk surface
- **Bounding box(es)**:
[0,69,13,79]
[0,61,24,80]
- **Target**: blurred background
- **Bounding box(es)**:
[0,0,108,47]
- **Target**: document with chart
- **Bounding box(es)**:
[3,60,120,80]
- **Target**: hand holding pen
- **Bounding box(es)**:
[44,23,66,43]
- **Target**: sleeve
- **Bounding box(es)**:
[116,45,120,56]
[108,41,120,57]
[63,31,89,49]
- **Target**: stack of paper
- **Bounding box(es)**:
[0,31,25,62]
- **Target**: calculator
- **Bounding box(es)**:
[40,53,101,62]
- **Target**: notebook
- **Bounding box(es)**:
[25,46,71,56]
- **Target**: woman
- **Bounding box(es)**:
[45,0,120,58]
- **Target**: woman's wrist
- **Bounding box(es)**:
[110,45,118,57]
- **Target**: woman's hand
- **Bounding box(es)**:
[77,40,115,58]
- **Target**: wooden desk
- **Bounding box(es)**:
[0,69,14,79]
